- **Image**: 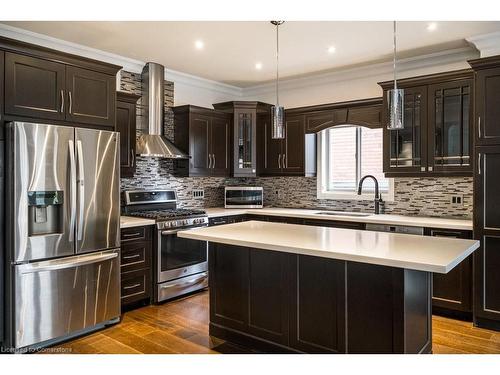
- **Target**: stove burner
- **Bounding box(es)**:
[127,208,206,221]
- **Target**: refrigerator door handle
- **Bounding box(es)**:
[76,140,85,241]
[68,140,77,242]
[17,251,119,274]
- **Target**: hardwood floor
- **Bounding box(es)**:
[46,290,500,354]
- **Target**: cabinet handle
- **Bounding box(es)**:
[212,154,216,168]
[282,153,286,168]
[478,116,482,138]
[123,254,141,260]
[60,90,64,113]
[122,232,142,237]
[428,166,433,172]
[208,154,212,169]
[131,148,135,167]
[278,154,282,169]
[420,167,426,172]
[478,153,482,175]
[68,91,73,114]
[123,283,141,290]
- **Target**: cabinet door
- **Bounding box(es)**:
[209,243,249,332]
[289,255,346,353]
[261,113,283,175]
[428,79,472,174]
[475,68,500,145]
[189,114,211,176]
[474,146,500,321]
[282,114,305,175]
[234,109,257,177]
[383,86,428,175]
[4,52,66,121]
[427,228,472,314]
[247,249,289,345]
[66,66,115,127]
[210,115,231,177]
[116,99,137,177]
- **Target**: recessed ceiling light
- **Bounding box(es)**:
[255,62,263,70]
[194,40,204,50]
[427,22,437,31]
[327,46,336,54]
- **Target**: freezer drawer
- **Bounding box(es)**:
[14,249,120,349]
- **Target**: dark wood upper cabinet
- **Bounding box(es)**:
[470,63,500,145]
[65,66,116,127]
[379,69,473,177]
[4,52,66,121]
[213,101,272,177]
[116,91,140,178]
[173,105,231,177]
[282,114,305,174]
[1,37,120,129]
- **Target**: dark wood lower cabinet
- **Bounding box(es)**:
[208,243,432,353]
[120,225,153,309]
[289,255,345,353]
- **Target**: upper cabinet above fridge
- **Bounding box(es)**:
[379,69,473,177]
[0,37,121,130]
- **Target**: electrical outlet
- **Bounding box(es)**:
[450,195,463,205]
[192,190,204,199]
[275,190,282,199]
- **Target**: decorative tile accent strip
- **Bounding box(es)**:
[119,70,473,219]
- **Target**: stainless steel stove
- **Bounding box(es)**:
[122,190,209,302]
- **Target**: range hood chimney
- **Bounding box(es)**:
[136,62,189,158]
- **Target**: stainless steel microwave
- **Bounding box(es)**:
[224,187,263,209]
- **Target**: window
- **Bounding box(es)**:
[317,125,394,200]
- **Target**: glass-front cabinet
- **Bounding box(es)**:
[380,70,473,177]
[428,79,472,173]
[213,101,272,177]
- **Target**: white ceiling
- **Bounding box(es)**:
[3,21,500,87]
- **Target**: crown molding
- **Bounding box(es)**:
[0,23,242,98]
[243,46,479,98]
[466,31,500,58]
[166,68,243,97]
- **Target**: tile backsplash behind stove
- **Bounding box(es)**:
[119,70,473,219]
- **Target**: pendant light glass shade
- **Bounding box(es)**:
[271,105,285,139]
[271,20,285,139]
[387,21,404,131]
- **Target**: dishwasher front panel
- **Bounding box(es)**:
[14,249,120,349]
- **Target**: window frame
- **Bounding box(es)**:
[317,125,394,202]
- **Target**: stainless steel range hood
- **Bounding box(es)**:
[136,62,189,158]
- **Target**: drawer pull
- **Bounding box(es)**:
[123,283,141,290]
[122,232,142,237]
[123,254,141,260]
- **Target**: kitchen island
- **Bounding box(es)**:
[179,221,479,354]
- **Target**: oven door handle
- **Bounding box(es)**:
[160,274,207,289]
[160,225,208,236]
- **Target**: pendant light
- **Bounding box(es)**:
[271,20,285,139]
[387,20,404,130]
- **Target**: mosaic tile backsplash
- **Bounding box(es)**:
[119,70,473,219]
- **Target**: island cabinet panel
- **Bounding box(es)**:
[4,52,66,121]
[209,244,249,332]
[247,250,289,345]
[289,255,346,353]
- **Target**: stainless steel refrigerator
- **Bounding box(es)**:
[4,122,121,350]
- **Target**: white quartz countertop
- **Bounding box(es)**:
[205,207,472,231]
[120,215,156,228]
[178,220,479,274]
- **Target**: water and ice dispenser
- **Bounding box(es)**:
[27,191,64,236]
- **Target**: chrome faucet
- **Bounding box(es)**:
[357,175,383,215]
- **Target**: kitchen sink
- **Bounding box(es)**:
[315,211,372,217]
